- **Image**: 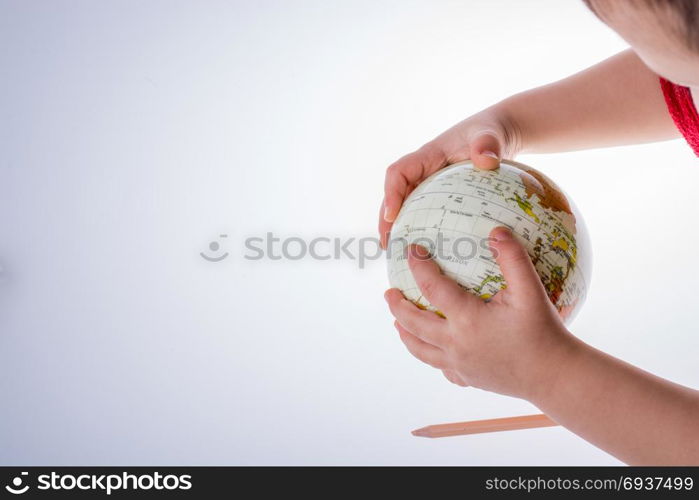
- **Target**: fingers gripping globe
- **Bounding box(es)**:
[386,160,592,324]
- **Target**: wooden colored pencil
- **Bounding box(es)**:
[412,413,558,438]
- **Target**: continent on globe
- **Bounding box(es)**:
[386,159,591,325]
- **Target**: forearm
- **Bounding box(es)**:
[495,49,680,154]
[531,336,699,465]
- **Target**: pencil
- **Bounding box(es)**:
[411,413,558,438]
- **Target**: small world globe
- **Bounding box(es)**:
[386,159,591,324]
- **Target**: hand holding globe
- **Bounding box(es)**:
[383,158,591,400]
[384,225,578,399]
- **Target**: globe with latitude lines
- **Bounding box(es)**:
[386,159,591,324]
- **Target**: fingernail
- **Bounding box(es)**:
[384,206,394,222]
[491,226,512,241]
[481,150,498,159]
[408,244,431,259]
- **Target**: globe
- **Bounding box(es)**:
[386,159,591,324]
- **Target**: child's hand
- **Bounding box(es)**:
[384,227,577,401]
[379,109,520,248]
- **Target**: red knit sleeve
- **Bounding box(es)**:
[659,77,699,156]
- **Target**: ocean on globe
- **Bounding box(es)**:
[386,159,591,324]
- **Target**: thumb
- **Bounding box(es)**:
[489,227,547,302]
[407,244,481,316]
[469,132,501,170]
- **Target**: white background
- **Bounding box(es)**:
[1,0,698,465]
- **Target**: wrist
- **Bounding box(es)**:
[426,102,525,163]
[522,330,588,406]
[491,96,527,156]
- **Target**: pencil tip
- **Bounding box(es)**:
[411,428,430,437]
